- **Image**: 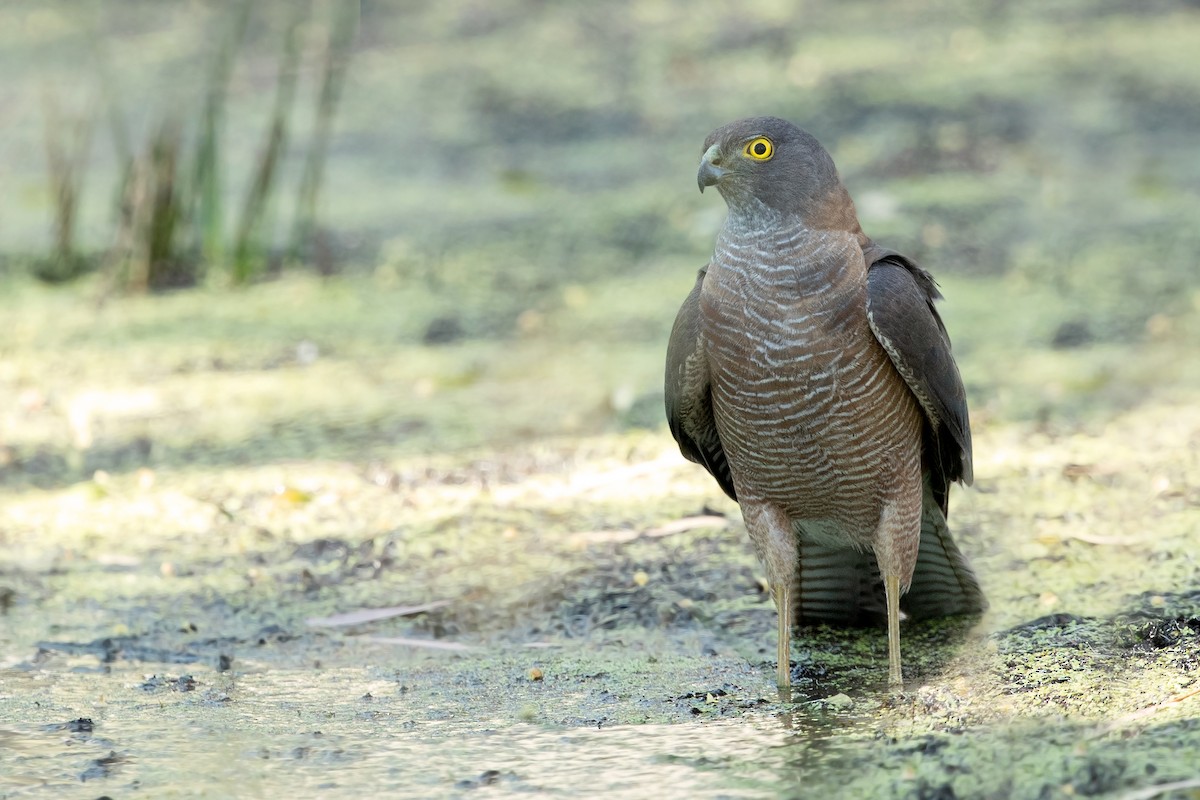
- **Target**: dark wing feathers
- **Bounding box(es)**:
[668,255,973,508]
[789,248,984,623]
[664,267,737,501]
[668,254,985,621]
[864,250,973,501]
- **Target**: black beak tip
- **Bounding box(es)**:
[697,162,724,194]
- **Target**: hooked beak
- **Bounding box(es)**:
[697,143,726,193]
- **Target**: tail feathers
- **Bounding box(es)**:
[790,485,986,628]
[901,486,987,619]
[792,537,885,627]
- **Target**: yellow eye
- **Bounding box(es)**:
[743,137,773,160]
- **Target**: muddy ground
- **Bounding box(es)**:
[1,270,1198,798]
[3,3,1200,793]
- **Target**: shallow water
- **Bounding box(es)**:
[6,653,1197,800]
[0,664,861,799]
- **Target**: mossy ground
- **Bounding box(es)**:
[3,0,1200,796]
[1,269,1198,798]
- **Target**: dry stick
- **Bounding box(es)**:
[137,121,185,290]
[307,598,468,653]
[1118,778,1200,800]
[1091,685,1200,738]
[360,636,474,653]
[1062,531,1140,546]
[305,600,452,627]
[645,516,729,537]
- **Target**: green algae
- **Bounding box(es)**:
[2,268,1199,797]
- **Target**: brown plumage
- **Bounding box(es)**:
[665,117,985,688]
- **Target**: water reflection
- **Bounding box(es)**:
[0,664,884,798]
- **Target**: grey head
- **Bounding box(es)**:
[697,116,858,230]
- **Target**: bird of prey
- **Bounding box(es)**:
[665,117,986,689]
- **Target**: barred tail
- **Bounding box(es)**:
[791,480,986,627]
[792,537,885,626]
[900,480,987,619]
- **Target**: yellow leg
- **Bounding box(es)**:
[774,583,792,688]
[885,573,903,688]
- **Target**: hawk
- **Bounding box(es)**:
[665,117,986,688]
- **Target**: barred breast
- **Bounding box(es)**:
[698,222,924,550]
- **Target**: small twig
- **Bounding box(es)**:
[568,529,639,546]
[1062,531,1140,547]
[1119,778,1200,800]
[305,600,451,627]
[1092,686,1200,738]
[645,515,729,537]
[360,636,473,652]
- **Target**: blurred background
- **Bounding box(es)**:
[3,0,1198,480]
